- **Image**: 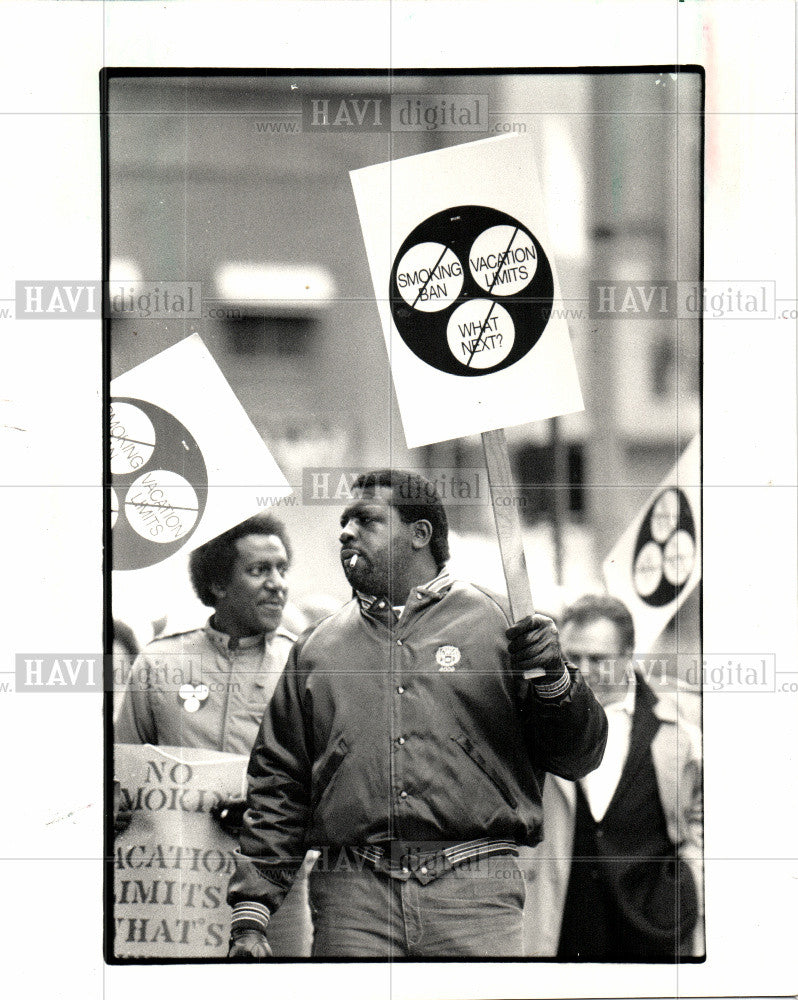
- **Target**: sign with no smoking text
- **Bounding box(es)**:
[350,135,583,448]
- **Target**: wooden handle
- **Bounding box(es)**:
[481,429,543,680]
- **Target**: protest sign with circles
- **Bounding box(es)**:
[389,205,554,377]
[632,487,697,607]
[110,396,208,570]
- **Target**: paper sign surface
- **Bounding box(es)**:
[110,334,291,624]
[350,135,583,448]
[603,436,702,652]
[113,743,247,957]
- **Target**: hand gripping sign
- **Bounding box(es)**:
[351,136,583,643]
[603,436,702,653]
[110,334,291,624]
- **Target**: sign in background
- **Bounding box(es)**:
[603,436,701,652]
[350,134,583,448]
[110,334,291,630]
[113,744,248,958]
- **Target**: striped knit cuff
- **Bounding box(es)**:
[533,663,572,700]
[230,901,271,938]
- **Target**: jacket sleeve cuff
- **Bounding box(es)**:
[532,663,572,701]
[230,901,271,937]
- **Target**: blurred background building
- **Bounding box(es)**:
[107,71,701,676]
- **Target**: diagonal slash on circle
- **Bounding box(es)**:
[124,501,200,513]
[111,435,155,448]
[411,244,451,309]
[466,226,520,367]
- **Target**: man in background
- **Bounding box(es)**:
[115,512,313,956]
[523,594,703,959]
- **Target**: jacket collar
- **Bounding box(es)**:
[356,567,454,617]
[203,617,293,654]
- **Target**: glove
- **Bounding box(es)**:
[210,795,247,838]
[506,614,568,684]
[228,928,273,960]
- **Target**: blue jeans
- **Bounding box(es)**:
[267,852,316,957]
[309,854,525,958]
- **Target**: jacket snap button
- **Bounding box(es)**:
[399,790,408,799]
[397,686,405,695]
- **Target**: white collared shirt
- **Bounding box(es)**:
[580,678,636,821]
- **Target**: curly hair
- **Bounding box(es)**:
[189,513,292,607]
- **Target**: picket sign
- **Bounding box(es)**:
[113,743,248,958]
[350,136,583,660]
[603,436,702,652]
[110,333,291,631]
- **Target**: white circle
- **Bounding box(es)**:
[446,299,515,369]
[184,697,200,713]
[436,645,461,668]
[395,242,464,312]
[634,540,663,597]
[663,530,695,586]
[110,402,156,475]
[469,225,537,296]
[650,489,680,543]
[110,487,119,528]
[124,470,199,543]
[179,683,196,701]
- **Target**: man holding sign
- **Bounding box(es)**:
[227,471,607,958]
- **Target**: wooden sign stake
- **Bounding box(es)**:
[482,428,544,679]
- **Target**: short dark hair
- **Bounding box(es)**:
[352,469,450,571]
[560,594,636,654]
[189,513,292,607]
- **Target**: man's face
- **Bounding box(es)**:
[212,533,289,636]
[560,616,631,707]
[338,486,416,600]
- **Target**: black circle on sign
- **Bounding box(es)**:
[632,487,697,608]
[110,396,208,570]
[389,205,554,376]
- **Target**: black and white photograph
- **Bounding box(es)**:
[1,3,797,1000]
[106,68,703,962]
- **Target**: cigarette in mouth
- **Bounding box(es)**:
[348,554,358,569]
